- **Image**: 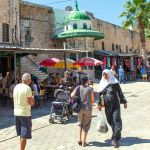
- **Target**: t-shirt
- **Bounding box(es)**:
[76,85,94,111]
[110,69,116,76]
[13,83,32,116]
[33,84,40,96]
[141,67,146,74]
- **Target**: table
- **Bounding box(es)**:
[40,85,60,101]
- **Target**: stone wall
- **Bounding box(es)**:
[20,1,62,49]
[146,39,150,51]
[92,18,141,54]
[0,0,20,45]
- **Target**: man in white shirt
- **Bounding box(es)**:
[110,66,117,78]
[13,73,34,150]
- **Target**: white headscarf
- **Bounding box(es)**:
[99,69,118,92]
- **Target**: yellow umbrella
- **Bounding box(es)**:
[55,58,79,68]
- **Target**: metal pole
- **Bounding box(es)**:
[63,42,67,71]
[14,52,17,84]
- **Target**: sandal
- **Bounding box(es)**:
[82,142,89,147]
[78,141,82,146]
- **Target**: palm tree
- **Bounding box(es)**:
[120,0,150,62]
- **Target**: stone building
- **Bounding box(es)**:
[91,17,140,54]
[0,0,20,77]
[20,0,55,49]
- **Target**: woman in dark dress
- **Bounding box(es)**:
[98,69,127,148]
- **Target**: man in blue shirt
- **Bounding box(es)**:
[118,66,125,84]
[140,66,147,81]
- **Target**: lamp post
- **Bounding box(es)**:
[63,42,67,71]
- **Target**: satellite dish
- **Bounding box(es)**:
[65,6,73,11]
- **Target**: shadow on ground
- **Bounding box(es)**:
[88,137,150,148]
[0,101,52,130]
[120,137,150,146]
[88,141,111,147]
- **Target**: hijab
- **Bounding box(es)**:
[99,69,118,92]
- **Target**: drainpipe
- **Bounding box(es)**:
[63,42,67,71]
[14,52,17,83]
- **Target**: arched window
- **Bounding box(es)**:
[83,23,87,29]
[73,23,77,29]
[66,26,68,30]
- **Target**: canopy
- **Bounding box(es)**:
[55,58,79,68]
[39,58,60,67]
[74,57,103,66]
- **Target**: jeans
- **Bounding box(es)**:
[119,75,125,84]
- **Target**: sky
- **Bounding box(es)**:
[25,0,127,26]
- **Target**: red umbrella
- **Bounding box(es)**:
[74,57,103,67]
[39,58,60,67]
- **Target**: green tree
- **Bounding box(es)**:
[120,0,150,61]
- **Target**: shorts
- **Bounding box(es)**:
[78,109,92,132]
[142,74,147,78]
[15,116,32,139]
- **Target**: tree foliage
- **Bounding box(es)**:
[120,0,150,59]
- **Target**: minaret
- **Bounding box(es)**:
[74,0,79,11]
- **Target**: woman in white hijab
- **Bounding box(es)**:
[98,69,127,148]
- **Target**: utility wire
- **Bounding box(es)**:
[27,0,72,5]
[46,0,72,5]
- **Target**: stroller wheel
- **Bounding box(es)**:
[49,118,54,124]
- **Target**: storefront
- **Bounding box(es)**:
[94,50,141,80]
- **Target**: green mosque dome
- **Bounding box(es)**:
[68,11,90,21]
[66,1,90,22]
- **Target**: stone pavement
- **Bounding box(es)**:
[0,81,150,150]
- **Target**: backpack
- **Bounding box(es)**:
[71,86,81,113]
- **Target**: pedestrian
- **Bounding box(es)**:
[32,79,41,108]
[110,65,117,78]
[13,73,34,150]
[9,80,16,105]
[77,67,87,84]
[140,66,147,81]
[71,75,94,147]
[2,76,8,95]
[98,69,127,148]
[54,73,62,85]
[118,66,125,84]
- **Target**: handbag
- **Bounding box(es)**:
[71,86,81,113]
[97,111,108,133]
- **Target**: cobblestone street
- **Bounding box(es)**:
[0,81,150,150]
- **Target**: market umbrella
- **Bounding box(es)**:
[39,58,60,67]
[55,58,79,68]
[74,57,103,66]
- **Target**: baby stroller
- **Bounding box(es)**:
[49,87,71,124]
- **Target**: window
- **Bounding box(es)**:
[102,42,105,50]
[2,23,9,42]
[116,44,118,49]
[73,23,77,29]
[83,23,87,29]
[112,43,114,51]
[25,27,31,42]
[66,26,68,30]
[97,23,101,31]
[126,46,128,53]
